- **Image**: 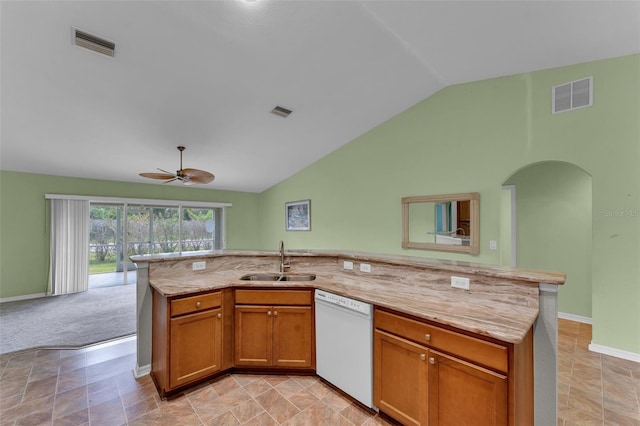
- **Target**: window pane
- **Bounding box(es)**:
[182,208,215,252]
[127,206,152,256]
[151,207,180,254]
[89,205,118,274]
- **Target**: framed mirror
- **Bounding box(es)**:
[402,192,479,254]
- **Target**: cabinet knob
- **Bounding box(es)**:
[217,313,222,319]
[420,354,426,361]
[273,311,278,316]
[424,333,431,341]
[196,302,201,308]
[429,357,435,365]
[267,311,272,316]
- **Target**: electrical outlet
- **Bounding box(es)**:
[360,263,372,273]
[192,261,206,271]
[489,240,498,250]
[451,276,470,290]
[343,261,354,270]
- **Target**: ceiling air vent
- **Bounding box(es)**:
[552,77,592,114]
[270,106,293,118]
[74,29,115,57]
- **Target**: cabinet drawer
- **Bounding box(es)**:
[235,289,311,306]
[171,292,222,317]
[375,308,508,373]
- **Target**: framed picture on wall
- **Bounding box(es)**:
[285,199,311,231]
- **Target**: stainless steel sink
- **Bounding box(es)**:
[281,274,316,282]
[239,273,316,282]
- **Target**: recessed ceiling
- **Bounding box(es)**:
[1,1,639,193]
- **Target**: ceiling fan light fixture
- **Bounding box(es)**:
[139,146,215,185]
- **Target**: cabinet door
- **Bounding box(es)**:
[428,350,507,426]
[272,306,313,368]
[169,307,222,389]
[234,305,273,366]
[374,329,428,426]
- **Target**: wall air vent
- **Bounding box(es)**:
[552,77,592,114]
[270,106,293,118]
[74,28,115,57]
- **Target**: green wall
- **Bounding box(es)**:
[0,171,260,298]
[506,161,592,318]
[258,55,640,354]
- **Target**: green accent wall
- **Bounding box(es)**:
[258,55,640,354]
[0,171,260,298]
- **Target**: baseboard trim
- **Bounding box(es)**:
[134,363,151,378]
[0,293,47,303]
[588,343,640,363]
[558,312,592,324]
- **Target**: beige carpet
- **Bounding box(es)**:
[0,284,136,355]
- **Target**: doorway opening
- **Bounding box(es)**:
[503,161,592,320]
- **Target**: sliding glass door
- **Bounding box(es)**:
[89,202,222,288]
[89,204,129,288]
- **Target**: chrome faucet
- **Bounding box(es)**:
[279,240,290,273]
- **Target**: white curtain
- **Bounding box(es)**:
[48,199,90,295]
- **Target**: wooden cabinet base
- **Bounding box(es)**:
[374,307,533,426]
[152,288,227,398]
[234,289,315,370]
[152,287,315,399]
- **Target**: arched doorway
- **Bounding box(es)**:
[503,161,592,320]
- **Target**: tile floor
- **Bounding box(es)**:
[0,320,638,426]
[557,319,640,425]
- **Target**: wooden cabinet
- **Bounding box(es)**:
[374,308,531,426]
[152,289,228,396]
[234,289,314,369]
[428,349,507,426]
[374,329,428,426]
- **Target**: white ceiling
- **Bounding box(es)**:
[2,1,639,193]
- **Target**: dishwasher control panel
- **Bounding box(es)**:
[315,289,372,315]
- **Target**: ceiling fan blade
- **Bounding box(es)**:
[181,168,215,184]
[139,172,177,180]
[157,168,176,175]
[139,147,214,185]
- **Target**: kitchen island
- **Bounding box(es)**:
[131,250,564,425]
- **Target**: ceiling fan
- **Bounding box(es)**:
[139,146,214,185]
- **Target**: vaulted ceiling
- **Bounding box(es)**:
[2,1,639,192]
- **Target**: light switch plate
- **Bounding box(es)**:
[343,261,354,270]
[451,276,470,290]
[192,261,206,271]
[360,263,372,273]
[489,240,497,250]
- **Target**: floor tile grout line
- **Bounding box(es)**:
[184,391,206,426]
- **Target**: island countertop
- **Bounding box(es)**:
[133,250,564,344]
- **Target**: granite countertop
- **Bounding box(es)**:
[143,250,554,344]
[133,249,566,284]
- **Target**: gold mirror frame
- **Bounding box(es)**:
[402,192,480,255]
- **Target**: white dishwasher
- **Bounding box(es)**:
[314,289,374,409]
